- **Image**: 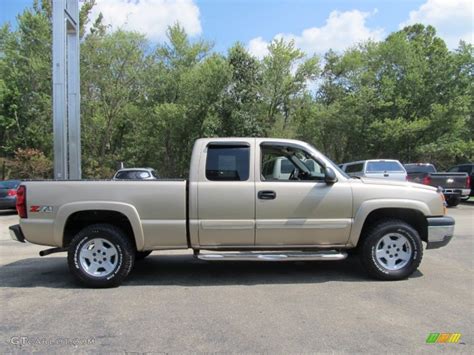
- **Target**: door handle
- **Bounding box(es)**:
[258,190,276,200]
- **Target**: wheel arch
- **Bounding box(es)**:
[55,202,145,250]
[349,200,429,247]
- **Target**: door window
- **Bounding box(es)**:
[260,144,325,181]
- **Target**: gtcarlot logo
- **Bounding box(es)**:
[10,336,95,347]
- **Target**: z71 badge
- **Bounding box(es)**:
[30,206,53,213]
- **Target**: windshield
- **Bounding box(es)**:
[366,161,404,172]
[306,143,351,179]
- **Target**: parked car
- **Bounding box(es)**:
[447,163,473,198]
[0,180,21,210]
[9,138,454,287]
[404,163,470,207]
[340,159,407,181]
[112,168,159,180]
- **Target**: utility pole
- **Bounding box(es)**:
[52,0,81,179]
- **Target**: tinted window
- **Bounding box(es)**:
[404,164,436,173]
[458,165,472,173]
[206,145,250,181]
[448,166,459,172]
[345,163,364,173]
[366,161,404,172]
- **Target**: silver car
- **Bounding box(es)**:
[112,168,159,180]
[340,159,407,181]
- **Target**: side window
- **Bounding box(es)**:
[206,145,250,181]
[260,144,325,181]
[346,163,364,173]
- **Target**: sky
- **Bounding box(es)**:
[0,0,472,56]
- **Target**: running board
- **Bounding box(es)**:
[197,250,347,262]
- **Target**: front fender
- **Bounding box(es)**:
[348,199,430,246]
[54,201,145,250]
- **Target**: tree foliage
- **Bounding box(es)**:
[0,2,472,179]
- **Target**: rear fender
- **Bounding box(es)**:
[54,201,145,250]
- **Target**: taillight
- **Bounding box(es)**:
[439,191,447,215]
[7,189,17,197]
[16,185,27,218]
[422,175,432,185]
[466,176,471,189]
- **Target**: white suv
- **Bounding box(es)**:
[340,159,407,181]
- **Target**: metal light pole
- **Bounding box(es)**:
[52,0,81,179]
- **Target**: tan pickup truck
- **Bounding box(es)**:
[9,138,454,287]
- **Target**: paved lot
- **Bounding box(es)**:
[0,205,473,353]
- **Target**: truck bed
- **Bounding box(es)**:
[20,180,188,250]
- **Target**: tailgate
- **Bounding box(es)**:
[429,173,468,188]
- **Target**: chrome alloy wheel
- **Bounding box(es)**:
[79,238,119,277]
[374,233,412,271]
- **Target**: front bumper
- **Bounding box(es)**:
[9,224,26,243]
[426,216,455,249]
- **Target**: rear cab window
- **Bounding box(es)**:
[345,163,364,173]
[404,164,436,173]
[458,165,473,174]
[206,145,250,181]
[366,161,404,172]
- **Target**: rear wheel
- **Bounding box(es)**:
[68,224,135,288]
[446,195,461,207]
[360,220,422,280]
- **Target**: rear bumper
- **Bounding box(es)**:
[442,189,470,197]
[9,224,26,243]
[426,216,455,249]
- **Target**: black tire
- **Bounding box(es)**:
[67,224,135,288]
[135,250,152,260]
[360,219,423,281]
[446,196,461,207]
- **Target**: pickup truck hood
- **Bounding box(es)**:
[359,177,437,191]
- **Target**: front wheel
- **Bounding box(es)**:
[68,224,135,288]
[360,220,423,280]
